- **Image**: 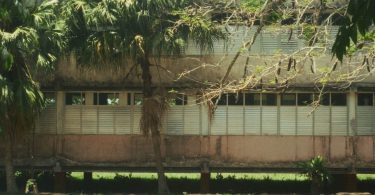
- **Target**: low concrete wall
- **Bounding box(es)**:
[1,135,375,172]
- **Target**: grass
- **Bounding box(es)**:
[358,174,375,180]
[1,171,375,193]
[70,172,308,180]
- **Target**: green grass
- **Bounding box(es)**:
[358,174,375,180]
[70,172,308,181]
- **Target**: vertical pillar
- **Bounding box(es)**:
[53,163,66,193]
[200,162,210,193]
[84,172,92,183]
[119,92,128,106]
[83,172,93,190]
[86,92,94,105]
[331,173,357,192]
[54,172,66,193]
[56,91,65,134]
[348,89,357,136]
[55,91,65,156]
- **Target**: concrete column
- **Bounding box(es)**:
[200,162,210,193]
[83,172,93,189]
[119,92,128,106]
[56,91,65,134]
[53,172,66,193]
[348,89,357,136]
[84,172,93,182]
[53,162,66,193]
[331,173,357,192]
[86,92,94,105]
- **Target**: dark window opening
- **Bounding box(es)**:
[94,93,119,105]
[331,93,347,106]
[316,93,330,106]
[227,93,243,105]
[169,94,187,106]
[281,94,296,105]
[262,94,277,106]
[44,92,56,106]
[212,94,227,106]
[134,93,143,106]
[358,93,373,106]
[127,93,131,105]
[245,93,261,105]
[297,93,313,106]
[66,92,85,105]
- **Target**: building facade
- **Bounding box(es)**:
[2,25,375,173]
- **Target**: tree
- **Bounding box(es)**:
[59,0,225,193]
[0,0,64,192]
[332,0,375,61]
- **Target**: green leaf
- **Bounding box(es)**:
[349,25,358,44]
[0,47,14,72]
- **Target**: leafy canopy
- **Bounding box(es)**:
[0,0,64,131]
[332,0,375,61]
[60,0,226,66]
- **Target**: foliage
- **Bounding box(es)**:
[0,0,65,134]
[332,0,375,61]
[59,0,226,68]
[0,0,66,192]
[298,156,330,184]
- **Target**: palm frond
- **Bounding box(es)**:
[32,0,59,28]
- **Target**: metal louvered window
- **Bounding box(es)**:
[357,92,375,135]
[36,92,57,134]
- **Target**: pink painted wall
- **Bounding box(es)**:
[1,135,374,169]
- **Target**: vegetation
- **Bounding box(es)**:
[1,0,375,193]
[58,0,226,193]
[332,0,375,61]
[0,0,63,192]
[2,171,375,194]
[298,156,331,195]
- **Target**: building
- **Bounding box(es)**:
[1,24,374,190]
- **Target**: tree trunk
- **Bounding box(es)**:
[310,176,321,195]
[4,130,18,192]
[140,57,170,194]
[151,131,169,194]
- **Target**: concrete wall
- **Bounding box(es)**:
[48,54,373,89]
[2,134,375,172]
[33,26,374,89]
